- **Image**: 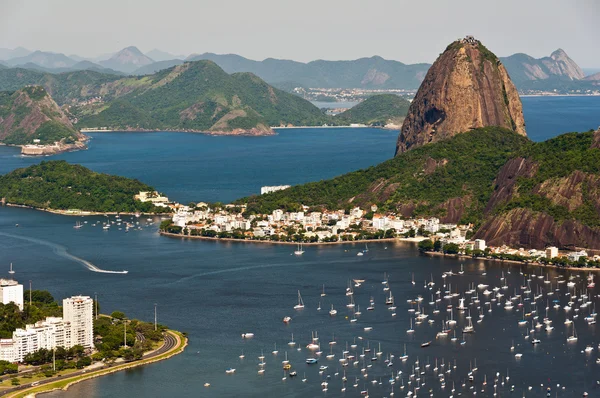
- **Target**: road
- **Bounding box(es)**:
[0,331,180,397]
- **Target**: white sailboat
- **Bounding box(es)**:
[294,290,305,310]
[294,243,305,256]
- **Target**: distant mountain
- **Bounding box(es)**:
[99,46,154,74]
[77,60,328,133]
[146,49,185,62]
[0,68,122,104]
[6,51,77,69]
[0,86,81,145]
[582,68,600,77]
[500,49,585,86]
[335,94,410,126]
[186,53,430,89]
[0,47,31,60]
[133,59,184,75]
[585,72,600,81]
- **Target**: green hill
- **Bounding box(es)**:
[0,160,163,213]
[240,127,600,249]
[240,127,529,221]
[0,86,80,145]
[335,94,410,126]
[75,61,328,132]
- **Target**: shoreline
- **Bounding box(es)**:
[2,203,171,217]
[423,251,600,272]
[159,231,422,246]
[80,127,275,137]
[3,330,187,398]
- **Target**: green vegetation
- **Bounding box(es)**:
[335,94,410,126]
[0,160,167,213]
[76,61,329,132]
[495,130,600,226]
[240,127,530,225]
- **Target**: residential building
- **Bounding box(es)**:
[474,239,486,251]
[545,246,559,259]
[261,185,290,195]
[567,250,587,262]
[63,296,94,349]
[0,279,24,310]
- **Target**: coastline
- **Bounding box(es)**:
[80,127,275,137]
[159,230,422,246]
[423,251,600,272]
[2,330,187,398]
[2,203,171,217]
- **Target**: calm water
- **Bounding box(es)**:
[0,96,599,397]
[0,207,599,398]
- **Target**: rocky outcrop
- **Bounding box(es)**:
[475,208,600,250]
[592,128,600,149]
[485,157,538,212]
[396,37,526,154]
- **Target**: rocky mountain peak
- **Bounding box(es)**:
[395,37,526,154]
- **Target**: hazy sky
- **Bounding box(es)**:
[1,0,599,66]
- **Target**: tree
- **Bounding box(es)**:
[111,311,125,320]
[418,239,434,252]
[444,243,460,255]
[433,240,442,252]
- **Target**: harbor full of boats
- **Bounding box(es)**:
[216,261,600,397]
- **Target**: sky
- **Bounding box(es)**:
[1,0,599,66]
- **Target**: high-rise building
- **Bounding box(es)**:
[63,296,94,348]
[0,279,24,310]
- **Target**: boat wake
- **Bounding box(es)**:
[0,232,128,274]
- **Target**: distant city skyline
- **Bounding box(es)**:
[0,0,599,67]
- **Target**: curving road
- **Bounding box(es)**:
[0,331,181,397]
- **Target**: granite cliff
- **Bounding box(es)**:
[395,37,526,154]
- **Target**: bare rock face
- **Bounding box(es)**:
[544,49,585,80]
[395,37,526,154]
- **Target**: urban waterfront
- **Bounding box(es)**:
[0,96,599,397]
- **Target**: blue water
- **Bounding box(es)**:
[0,128,396,204]
[0,207,598,398]
[521,96,600,142]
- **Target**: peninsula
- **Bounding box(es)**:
[0,160,169,214]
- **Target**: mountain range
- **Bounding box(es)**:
[0,46,596,93]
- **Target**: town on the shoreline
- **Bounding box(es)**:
[151,188,599,269]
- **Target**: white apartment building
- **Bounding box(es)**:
[0,279,24,310]
[261,185,290,195]
[0,296,91,363]
[474,239,486,251]
[546,246,559,259]
[63,296,94,349]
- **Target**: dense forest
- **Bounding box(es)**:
[0,160,166,213]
